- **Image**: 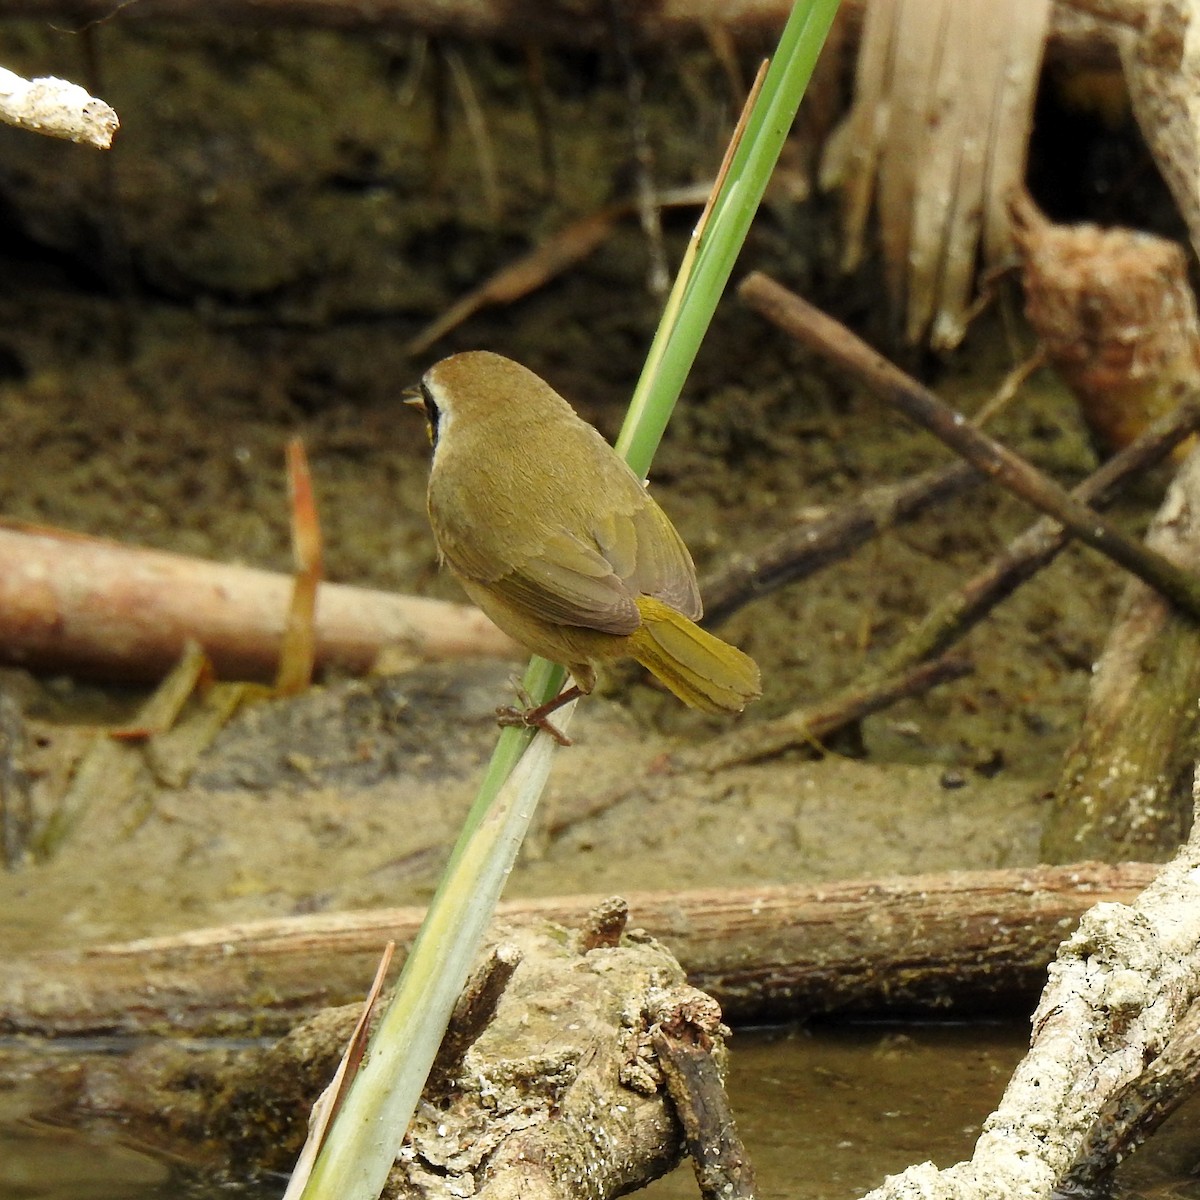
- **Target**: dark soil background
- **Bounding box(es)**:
[0,19,1153,951]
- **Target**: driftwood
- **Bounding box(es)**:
[56,920,718,1197]
[0,524,518,683]
[858,779,1200,1200]
[0,865,1160,1039]
[1042,447,1200,862]
[1057,993,1200,1192]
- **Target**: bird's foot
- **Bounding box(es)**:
[496,685,583,746]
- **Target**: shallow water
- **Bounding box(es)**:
[5,1020,1200,1198]
[2,1022,1026,1199]
[649,1021,1027,1200]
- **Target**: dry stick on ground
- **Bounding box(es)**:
[0,523,518,682]
[856,778,1200,1200]
[874,395,1200,679]
[1042,446,1200,863]
[0,864,1160,1039]
[738,271,1200,620]
[685,651,972,771]
[701,351,1045,627]
[702,460,981,627]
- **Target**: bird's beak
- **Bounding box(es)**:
[402,384,424,409]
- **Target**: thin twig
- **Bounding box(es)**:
[702,351,1045,626]
[702,461,980,627]
[739,271,1200,621]
[688,652,972,771]
[877,395,1200,677]
[443,45,501,222]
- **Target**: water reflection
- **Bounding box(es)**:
[5,1022,1200,1199]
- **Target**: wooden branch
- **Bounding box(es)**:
[0,523,518,683]
[0,864,1160,1038]
[860,784,1200,1199]
[738,272,1200,621]
[1058,996,1200,1193]
[875,394,1200,677]
[653,1007,757,1200]
[700,461,981,628]
[1042,447,1200,863]
[686,651,972,771]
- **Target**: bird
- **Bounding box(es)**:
[408,350,760,741]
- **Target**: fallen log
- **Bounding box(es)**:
[0,524,518,683]
[0,863,1161,1039]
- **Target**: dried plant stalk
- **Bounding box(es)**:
[824,0,1051,348]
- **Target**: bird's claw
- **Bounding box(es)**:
[496,704,574,746]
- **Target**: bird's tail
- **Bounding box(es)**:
[629,596,761,715]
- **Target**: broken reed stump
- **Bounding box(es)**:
[1012,191,1200,458]
[1042,447,1200,863]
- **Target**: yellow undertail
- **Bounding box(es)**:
[629,596,761,715]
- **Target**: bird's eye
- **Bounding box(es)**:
[420,383,441,448]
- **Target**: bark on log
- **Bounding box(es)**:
[52,923,708,1195]
[1041,447,1200,863]
[0,525,518,683]
[0,864,1161,1039]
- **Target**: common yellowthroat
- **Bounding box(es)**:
[409,351,760,737]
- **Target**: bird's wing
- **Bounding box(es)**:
[438,516,641,635]
[620,499,703,621]
[432,437,699,634]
